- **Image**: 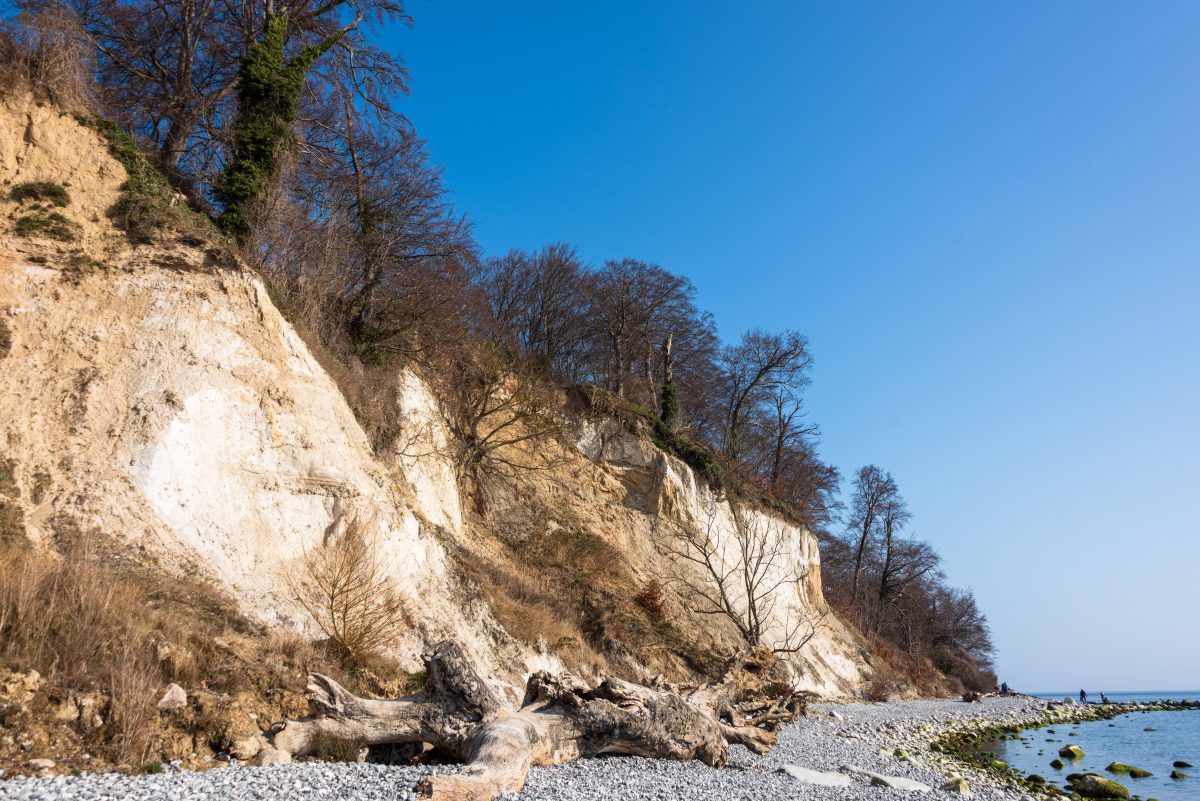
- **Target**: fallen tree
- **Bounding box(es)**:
[265,640,808,801]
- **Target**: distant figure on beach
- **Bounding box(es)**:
[1100,692,1109,704]
[1000,681,1010,694]
[1080,689,1088,704]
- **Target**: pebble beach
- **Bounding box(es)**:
[0,696,1059,801]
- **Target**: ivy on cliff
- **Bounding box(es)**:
[216,12,352,239]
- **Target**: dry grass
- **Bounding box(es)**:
[0,540,424,771]
[0,543,162,763]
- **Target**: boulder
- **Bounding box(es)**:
[1028,774,1047,784]
[1128,768,1152,779]
[1171,770,1188,780]
[1069,773,1130,799]
[1050,758,1066,770]
[26,759,55,771]
[157,683,187,711]
[251,749,292,767]
[229,733,269,761]
[1107,763,1132,774]
[1059,744,1085,759]
[779,766,852,787]
[941,776,971,795]
[1175,761,1193,768]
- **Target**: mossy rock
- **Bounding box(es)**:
[1128,768,1152,779]
[1051,758,1066,770]
[1175,762,1194,768]
[1069,773,1130,799]
[990,759,1007,769]
[1171,770,1188,780]
[1029,774,1047,784]
[1107,763,1132,774]
[1060,744,1086,759]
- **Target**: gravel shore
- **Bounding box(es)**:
[0,696,1053,801]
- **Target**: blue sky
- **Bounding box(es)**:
[380,1,1200,691]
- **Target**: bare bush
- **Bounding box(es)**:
[285,518,409,665]
[0,14,93,111]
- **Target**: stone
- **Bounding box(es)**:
[1059,744,1086,759]
[1051,758,1066,769]
[157,683,187,711]
[251,749,291,766]
[26,759,55,771]
[1107,762,1132,774]
[1175,762,1194,768]
[1070,773,1130,799]
[229,734,268,761]
[779,766,852,787]
[870,774,933,792]
[990,759,1007,769]
[941,776,972,795]
[1028,774,1047,784]
[842,764,932,792]
[1171,770,1188,780]
[1128,767,1152,779]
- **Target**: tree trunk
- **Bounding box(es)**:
[265,641,806,801]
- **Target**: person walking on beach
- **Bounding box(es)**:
[1080,689,1087,704]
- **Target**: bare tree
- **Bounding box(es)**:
[667,500,823,654]
[23,0,410,191]
[436,346,562,501]
[716,330,811,464]
[476,243,589,378]
[582,259,714,402]
[285,517,409,664]
[845,464,895,607]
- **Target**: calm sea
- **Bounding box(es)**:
[988,692,1200,800]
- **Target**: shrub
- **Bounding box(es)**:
[11,181,70,207]
[0,499,24,544]
[285,518,410,666]
[0,18,93,111]
[15,212,77,241]
[88,117,212,243]
[635,580,667,623]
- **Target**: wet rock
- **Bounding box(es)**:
[1175,761,1194,768]
[1069,773,1130,799]
[1050,758,1066,769]
[1059,744,1085,759]
[1171,770,1188,780]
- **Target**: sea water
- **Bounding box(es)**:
[988,693,1200,800]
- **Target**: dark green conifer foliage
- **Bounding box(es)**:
[217,13,347,239]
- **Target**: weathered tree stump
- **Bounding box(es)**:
[265,640,806,801]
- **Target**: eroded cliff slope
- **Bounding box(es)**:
[0,100,871,701]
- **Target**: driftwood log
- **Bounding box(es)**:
[267,640,808,801]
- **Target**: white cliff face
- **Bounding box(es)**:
[577,421,869,696]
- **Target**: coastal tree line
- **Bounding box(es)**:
[2,0,994,692]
